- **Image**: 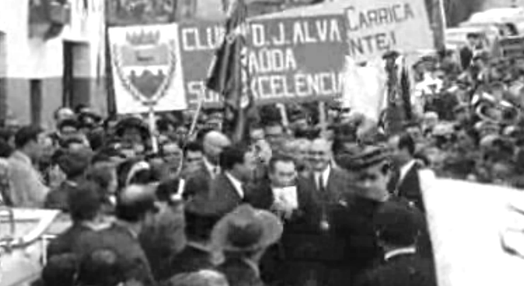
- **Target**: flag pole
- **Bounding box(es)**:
[188,94,205,141]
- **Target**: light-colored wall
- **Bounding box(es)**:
[0,0,106,128]
[481,0,524,9]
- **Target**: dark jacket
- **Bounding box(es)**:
[44,181,77,211]
[46,223,93,258]
[330,195,384,277]
[73,222,156,286]
[395,162,425,212]
[166,243,215,279]
[183,162,213,200]
[139,204,186,281]
[245,178,319,285]
[355,253,437,286]
[331,196,424,281]
[217,258,264,286]
[459,46,473,70]
[197,173,246,217]
[306,167,349,206]
[246,177,317,228]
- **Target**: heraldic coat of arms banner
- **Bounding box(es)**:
[109,24,187,114]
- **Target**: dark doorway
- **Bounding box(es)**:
[62,41,91,109]
[0,32,6,126]
[30,79,43,126]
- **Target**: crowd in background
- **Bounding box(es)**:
[2,30,524,286]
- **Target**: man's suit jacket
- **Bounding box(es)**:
[198,173,245,217]
[216,258,264,286]
[330,196,423,281]
[355,254,437,286]
[183,161,215,200]
[394,162,425,212]
[139,203,186,281]
[307,166,348,205]
[44,181,77,211]
[47,223,94,259]
[166,243,215,281]
[8,151,49,208]
[74,223,156,286]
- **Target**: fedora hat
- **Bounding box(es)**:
[211,204,283,253]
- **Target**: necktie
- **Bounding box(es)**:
[317,174,326,193]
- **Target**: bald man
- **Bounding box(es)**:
[308,138,349,206]
[74,184,157,286]
[184,131,231,201]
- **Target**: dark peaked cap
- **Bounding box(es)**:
[335,145,390,172]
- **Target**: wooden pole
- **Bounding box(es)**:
[147,105,158,153]
[276,103,289,129]
[188,95,204,141]
[432,0,447,51]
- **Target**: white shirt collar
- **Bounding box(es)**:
[384,246,416,261]
[203,157,219,176]
[225,172,244,199]
[400,160,417,183]
[241,257,260,278]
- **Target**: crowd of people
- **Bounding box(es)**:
[2,29,524,286]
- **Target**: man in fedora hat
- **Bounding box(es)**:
[212,204,283,286]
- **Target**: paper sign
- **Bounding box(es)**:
[344,0,434,62]
[246,15,347,104]
[109,24,187,114]
[341,56,387,120]
[178,15,348,108]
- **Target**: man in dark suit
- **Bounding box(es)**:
[355,202,436,286]
[247,154,316,218]
[183,131,230,200]
[194,144,257,217]
[388,132,425,211]
[245,154,319,285]
[308,138,348,205]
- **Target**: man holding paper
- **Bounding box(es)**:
[246,154,336,286]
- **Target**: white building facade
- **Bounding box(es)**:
[0,0,106,128]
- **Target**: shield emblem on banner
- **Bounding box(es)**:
[112,30,176,105]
